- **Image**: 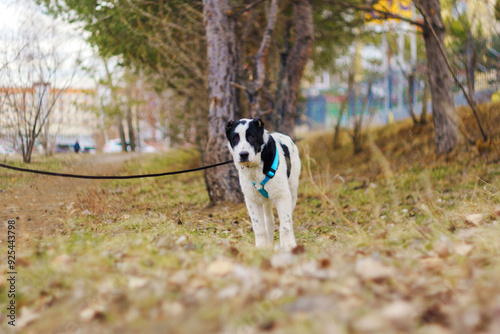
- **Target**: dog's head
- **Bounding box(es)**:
[226,118,268,166]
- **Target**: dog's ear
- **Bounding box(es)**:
[253,118,264,128]
[226,119,235,139]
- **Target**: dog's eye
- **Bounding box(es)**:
[247,134,255,141]
[233,134,240,145]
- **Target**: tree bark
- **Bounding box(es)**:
[465,38,477,106]
[275,0,314,137]
[203,0,243,204]
[127,107,136,152]
[419,0,458,154]
[420,75,429,124]
[408,72,419,125]
[117,116,127,153]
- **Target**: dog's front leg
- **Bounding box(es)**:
[246,200,269,247]
[263,201,275,245]
[275,194,297,250]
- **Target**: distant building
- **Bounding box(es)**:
[0,84,98,152]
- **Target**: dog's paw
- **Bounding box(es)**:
[279,241,297,251]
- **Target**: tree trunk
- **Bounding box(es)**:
[127,107,136,152]
[420,0,458,154]
[420,75,429,124]
[117,116,127,153]
[334,59,355,149]
[465,38,477,106]
[275,0,314,137]
[273,20,292,133]
[408,72,419,125]
[23,138,34,163]
[203,0,243,204]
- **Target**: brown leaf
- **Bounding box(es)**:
[319,258,331,268]
[494,205,500,217]
[227,246,239,257]
[433,239,452,258]
[292,244,306,255]
[419,257,444,270]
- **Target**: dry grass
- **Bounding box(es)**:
[2,105,500,334]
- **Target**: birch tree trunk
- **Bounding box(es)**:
[203,0,243,204]
[275,0,314,137]
[420,0,458,154]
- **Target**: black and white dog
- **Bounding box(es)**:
[226,118,300,249]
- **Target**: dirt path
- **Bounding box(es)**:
[0,153,140,241]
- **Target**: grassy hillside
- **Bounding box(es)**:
[2,104,500,333]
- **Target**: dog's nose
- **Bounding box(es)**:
[239,151,249,161]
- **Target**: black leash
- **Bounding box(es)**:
[0,160,234,180]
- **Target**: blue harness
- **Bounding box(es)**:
[252,146,279,198]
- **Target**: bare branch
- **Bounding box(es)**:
[253,0,278,93]
[234,0,268,18]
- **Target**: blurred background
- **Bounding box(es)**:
[0,0,499,162]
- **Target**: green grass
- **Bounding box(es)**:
[2,116,500,333]
[0,153,81,190]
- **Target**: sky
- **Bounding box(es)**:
[0,0,98,89]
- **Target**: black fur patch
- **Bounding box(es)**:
[261,136,276,176]
[226,120,243,148]
[280,143,291,178]
[245,119,265,153]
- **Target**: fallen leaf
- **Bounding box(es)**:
[128,276,148,290]
[169,270,188,285]
[17,307,40,329]
[454,243,473,256]
[162,301,184,316]
[381,300,414,329]
[156,235,173,249]
[355,257,395,281]
[270,252,294,268]
[81,209,92,216]
[494,205,500,217]
[465,213,484,226]
[352,312,386,333]
[207,258,234,276]
[457,229,475,239]
[419,257,444,270]
[319,258,331,268]
[433,239,452,258]
[51,254,73,271]
[217,285,239,299]
[189,277,208,289]
[419,324,452,334]
[175,235,187,245]
[79,304,106,322]
[292,245,305,255]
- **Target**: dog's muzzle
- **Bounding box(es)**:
[239,151,249,162]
